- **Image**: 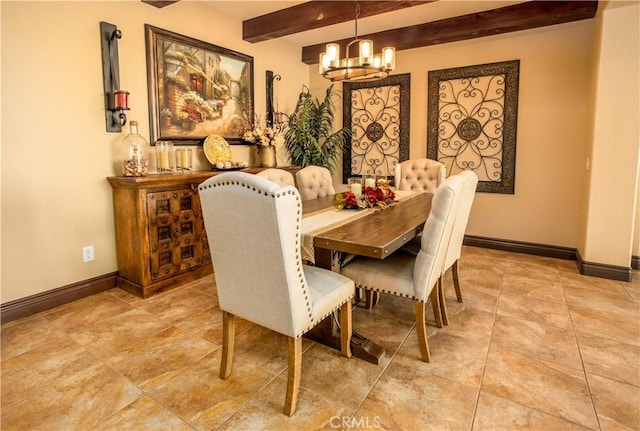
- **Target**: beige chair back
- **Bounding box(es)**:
[443,170,478,269]
[255,168,295,187]
[394,158,446,193]
[296,165,336,200]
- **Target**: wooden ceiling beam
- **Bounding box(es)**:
[302,0,598,64]
[243,1,433,43]
[141,0,179,8]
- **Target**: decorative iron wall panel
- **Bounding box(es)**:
[343,74,410,182]
[427,60,519,193]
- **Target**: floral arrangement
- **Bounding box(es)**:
[242,126,284,147]
[335,182,396,210]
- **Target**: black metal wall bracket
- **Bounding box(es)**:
[100,21,129,133]
[266,70,282,128]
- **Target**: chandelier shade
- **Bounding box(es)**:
[319,2,395,82]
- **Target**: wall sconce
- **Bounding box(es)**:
[100,21,130,133]
[266,70,283,130]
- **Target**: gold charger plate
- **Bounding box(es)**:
[203,135,232,165]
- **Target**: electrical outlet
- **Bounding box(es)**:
[83,245,95,263]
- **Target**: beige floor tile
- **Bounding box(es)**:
[149,350,278,430]
[443,277,500,314]
[39,292,136,333]
[473,392,594,430]
[296,342,391,411]
[172,306,253,345]
[501,274,566,304]
[563,283,638,314]
[105,326,217,391]
[497,290,573,329]
[440,305,496,342]
[0,314,68,361]
[136,287,219,323]
[219,376,353,430]
[1,336,96,407]
[395,327,489,387]
[233,324,313,376]
[2,250,638,431]
[587,372,640,431]
[482,346,598,429]
[91,394,194,431]
[352,360,478,431]
[577,332,640,386]
[72,308,171,357]
[491,314,583,369]
[504,260,561,282]
[569,303,640,347]
[505,252,565,268]
[0,362,141,431]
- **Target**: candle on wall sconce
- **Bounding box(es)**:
[114,90,129,110]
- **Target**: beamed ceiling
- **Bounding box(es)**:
[144,1,599,65]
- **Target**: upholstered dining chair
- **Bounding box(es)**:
[437,170,478,322]
[198,172,354,416]
[295,165,336,201]
[394,158,446,192]
[399,170,478,326]
[255,168,296,187]
[340,174,465,362]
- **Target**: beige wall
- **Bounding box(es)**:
[311,19,594,248]
[579,1,640,266]
[1,1,638,304]
[0,1,308,303]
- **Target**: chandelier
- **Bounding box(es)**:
[319,1,395,82]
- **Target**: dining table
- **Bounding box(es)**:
[301,190,434,364]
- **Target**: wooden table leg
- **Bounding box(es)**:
[305,248,386,365]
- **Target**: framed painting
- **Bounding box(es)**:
[342,73,411,183]
[427,60,520,193]
[145,24,254,145]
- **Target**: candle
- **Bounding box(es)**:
[350,183,362,197]
[365,178,376,188]
[175,149,184,169]
[159,150,169,169]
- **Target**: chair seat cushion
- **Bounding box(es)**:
[304,265,354,324]
[340,251,419,301]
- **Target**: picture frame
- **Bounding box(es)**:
[427,60,520,193]
[145,24,254,145]
[342,73,411,184]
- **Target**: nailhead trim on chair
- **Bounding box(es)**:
[353,283,425,303]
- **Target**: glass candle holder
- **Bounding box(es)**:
[156,140,174,173]
[175,148,193,173]
[363,174,377,189]
[348,177,363,197]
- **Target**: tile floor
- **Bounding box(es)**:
[1,247,639,431]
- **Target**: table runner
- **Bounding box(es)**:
[301,190,418,263]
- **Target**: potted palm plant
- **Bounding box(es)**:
[284,85,351,173]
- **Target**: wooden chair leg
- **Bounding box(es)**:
[365,289,375,309]
[219,311,235,380]
[340,301,353,358]
[284,337,302,416]
[452,260,463,302]
[437,276,449,326]
[363,290,381,309]
[415,302,431,363]
[430,288,443,328]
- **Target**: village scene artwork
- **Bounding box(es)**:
[152,30,253,143]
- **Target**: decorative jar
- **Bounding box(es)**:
[121,120,150,177]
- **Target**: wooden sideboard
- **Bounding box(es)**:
[107,166,299,298]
